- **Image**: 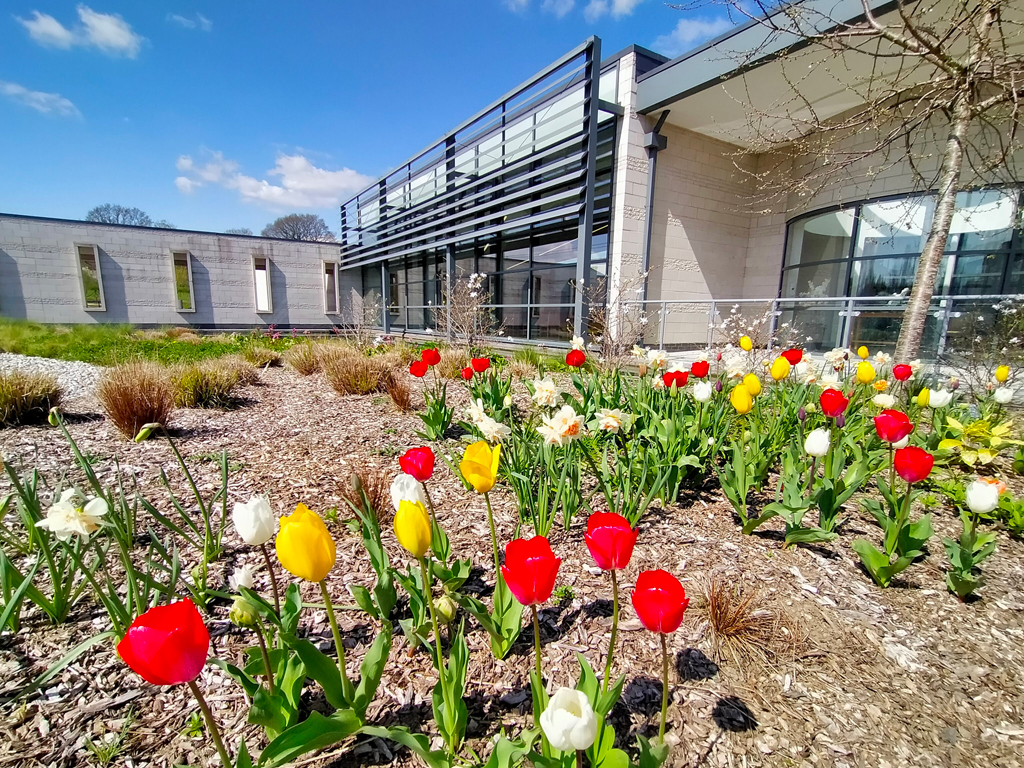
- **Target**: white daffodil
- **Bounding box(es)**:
[804,428,830,458]
[390,473,427,513]
[35,488,108,542]
[872,393,896,408]
[232,495,276,547]
[230,564,256,592]
[541,688,598,752]
[596,408,628,433]
[537,405,585,447]
[631,345,647,360]
[466,397,487,424]
[571,335,586,351]
[994,387,1014,404]
[478,415,511,444]
[692,381,713,402]
[873,352,892,366]
[646,348,667,370]
[531,377,560,408]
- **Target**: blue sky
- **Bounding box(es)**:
[0,1,734,235]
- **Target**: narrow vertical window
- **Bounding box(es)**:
[253,256,273,312]
[172,251,194,311]
[324,262,338,313]
[76,245,105,310]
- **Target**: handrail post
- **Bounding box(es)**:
[707,300,716,351]
[660,301,667,349]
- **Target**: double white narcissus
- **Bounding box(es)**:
[540,688,598,752]
[804,428,830,458]
[232,495,275,546]
[531,377,560,408]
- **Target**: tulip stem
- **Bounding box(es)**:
[422,484,446,564]
[260,543,282,616]
[531,605,543,687]
[659,633,669,745]
[484,492,500,575]
[319,580,349,691]
[577,749,586,768]
[888,444,895,493]
[419,556,444,670]
[601,569,619,695]
[187,679,231,768]
[254,622,276,696]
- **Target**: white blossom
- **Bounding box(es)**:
[36,489,108,542]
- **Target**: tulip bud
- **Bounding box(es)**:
[835,414,846,429]
[349,472,364,496]
[540,688,598,752]
[48,407,60,427]
[229,596,260,628]
[133,422,162,442]
[950,378,960,390]
[804,428,830,458]
[436,595,457,625]
[714,380,723,393]
[743,430,752,444]
[798,407,806,421]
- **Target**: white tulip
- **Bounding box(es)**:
[994,387,1014,404]
[965,479,1001,515]
[540,688,598,752]
[692,381,713,403]
[232,495,276,546]
[36,488,109,542]
[230,564,256,592]
[503,394,513,408]
[872,393,896,408]
[390,473,427,512]
[804,428,830,457]
[893,435,910,449]
[928,388,953,408]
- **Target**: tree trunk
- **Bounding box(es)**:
[894,95,970,361]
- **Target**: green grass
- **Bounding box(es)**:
[0,319,295,366]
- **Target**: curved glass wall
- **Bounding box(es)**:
[780,188,1023,355]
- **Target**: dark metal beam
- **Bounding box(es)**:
[574,36,601,339]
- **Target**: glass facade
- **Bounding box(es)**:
[780,188,1023,353]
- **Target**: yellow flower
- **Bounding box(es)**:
[730,383,753,414]
[275,503,336,582]
[857,346,869,359]
[394,500,432,558]
[996,365,1010,383]
[770,357,790,381]
[739,336,753,352]
[460,441,501,494]
[873,379,889,391]
[856,361,876,384]
[917,388,930,407]
[742,372,762,397]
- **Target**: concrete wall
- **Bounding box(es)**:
[0,215,358,328]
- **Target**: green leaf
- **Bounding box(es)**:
[0,552,40,632]
[484,734,533,768]
[360,725,450,768]
[354,623,392,718]
[635,734,670,768]
[897,515,933,557]
[784,527,838,546]
[249,686,289,740]
[11,630,115,702]
[257,710,361,767]
[851,539,892,587]
[284,635,347,710]
[280,584,302,636]
[574,653,599,706]
[235,739,253,768]
[209,658,259,699]
[347,584,378,619]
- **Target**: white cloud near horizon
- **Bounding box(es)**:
[653,16,734,57]
[16,5,144,57]
[583,0,642,21]
[0,80,80,117]
[505,0,529,10]
[168,13,212,31]
[541,0,575,17]
[175,151,374,210]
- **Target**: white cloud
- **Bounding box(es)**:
[0,80,80,117]
[168,13,212,31]
[541,0,575,17]
[653,17,734,56]
[175,151,374,210]
[583,0,607,22]
[16,5,144,58]
[505,0,529,10]
[611,0,643,17]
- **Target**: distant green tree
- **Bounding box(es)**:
[224,227,253,236]
[261,214,335,242]
[86,204,153,227]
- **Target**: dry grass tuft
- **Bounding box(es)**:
[243,345,282,367]
[697,575,804,668]
[437,348,468,379]
[163,326,195,340]
[172,361,243,408]
[98,362,175,438]
[284,342,320,376]
[0,371,63,428]
[344,464,394,523]
[323,352,386,396]
[380,369,414,412]
[212,355,259,386]
[509,359,537,380]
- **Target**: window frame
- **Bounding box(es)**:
[74,243,106,312]
[170,250,196,313]
[251,254,274,314]
[323,260,340,314]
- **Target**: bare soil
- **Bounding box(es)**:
[1,367,1023,768]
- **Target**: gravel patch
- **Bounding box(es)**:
[0,353,103,399]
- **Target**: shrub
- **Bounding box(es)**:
[284,342,320,376]
[172,362,242,408]
[0,371,63,428]
[381,369,414,412]
[243,345,282,367]
[98,362,175,438]
[323,352,385,395]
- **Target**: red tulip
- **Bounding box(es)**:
[819,388,849,418]
[566,349,586,368]
[461,366,474,380]
[117,599,209,686]
[893,364,913,381]
[690,360,710,378]
[874,410,913,444]
[399,446,435,482]
[631,570,689,634]
[781,348,803,365]
[471,357,490,373]
[585,512,638,571]
[894,446,933,484]
[421,348,441,366]
[501,536,561,607]
[409,360,429,377]
[662,370,688,388]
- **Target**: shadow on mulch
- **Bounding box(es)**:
[711,695,758,732]
[583,598,613,619]
[676,648,719,681]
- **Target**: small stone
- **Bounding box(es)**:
[943,727,959,744]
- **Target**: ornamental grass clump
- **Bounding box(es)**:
[284,341,320,375]
[211,354,259,386]
[172,361,242,409]
[242,344,281,367]
[323,350,386,395]
[98,362,175,437]
[0,370,63,427]
[380,368,414,412]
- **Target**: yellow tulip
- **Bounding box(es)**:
[742,372,762,397]
[394,500,432,558]
[996,365,1010,383]
[917,388,930,407]
[739,336,753,352]
[275,503,336,582]
[770,357,790,381]
[857,346,869,359]
[730,383,753,414]
[460,441,501,494]
[856,361,876,384]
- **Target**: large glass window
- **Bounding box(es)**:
[172,251,195,312]
[76,244,105,311]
